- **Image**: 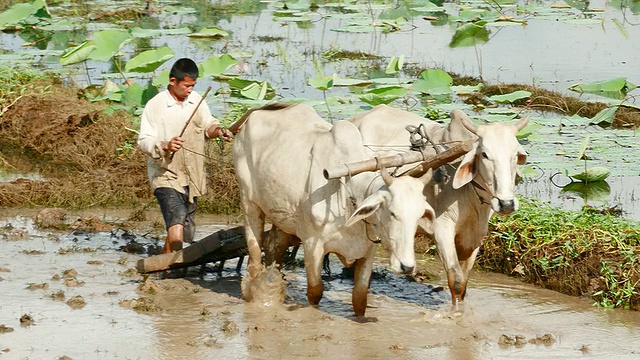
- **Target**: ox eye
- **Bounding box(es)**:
[389,211,398,220]
[481,151,489,159]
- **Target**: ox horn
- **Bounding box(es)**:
[419,168,433,184]
[380,167,394,186]
[455,110,479,136]
[515,114,529,131]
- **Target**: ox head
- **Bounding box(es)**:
[451,114,528,215]
[345,169,435,275]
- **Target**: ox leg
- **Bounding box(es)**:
[303,242,325,306]
[242,203,265,279]
[434,224,465,305]
[457,247,480,300]
[263,226,297,268]
[352,248,375,317]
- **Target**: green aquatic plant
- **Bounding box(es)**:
[309,73,336,122]
[482,197,640,310]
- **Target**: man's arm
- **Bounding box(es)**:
[138,107,175,159]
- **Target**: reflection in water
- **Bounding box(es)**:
[518,175,640,221]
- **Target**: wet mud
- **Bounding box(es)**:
[1,210,639,359]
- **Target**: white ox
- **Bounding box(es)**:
[351,105,528,305]
[232,103,435,316]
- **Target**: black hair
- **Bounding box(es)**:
[169,58,199,81]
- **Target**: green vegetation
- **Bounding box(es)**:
[481,198,640,310]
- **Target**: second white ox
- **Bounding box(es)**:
[351,105,528,305]
[233,103,435,316]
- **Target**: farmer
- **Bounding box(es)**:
[137,58,233,254]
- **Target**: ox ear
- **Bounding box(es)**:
[345,192,389,227]
[452,143,478,189]
[420,206,436,235]
[517,144,528,165]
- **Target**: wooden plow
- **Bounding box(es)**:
[136,226,251,274]
[137,139,474,275]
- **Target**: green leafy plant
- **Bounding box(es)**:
[412,68,452,95]
[0,0,48,29]
[568,77,637,100]
[483,197,640,311]
[309,74,335,122]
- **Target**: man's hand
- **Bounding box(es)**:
[161,136,184,153]
[208,125,233,142]
[218,128,233,142]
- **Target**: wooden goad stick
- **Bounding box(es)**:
[169,85,212,159]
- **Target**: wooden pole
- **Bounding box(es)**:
[399,139,474,177]
[322,139,474,180]
[169,85,212,159]
[323,151,426,180]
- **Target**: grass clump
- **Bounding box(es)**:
[479,197,640,310]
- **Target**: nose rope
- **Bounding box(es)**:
[340,174,384,245]
[470,171,493,205]
[363,219,382,244]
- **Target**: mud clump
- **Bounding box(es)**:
[64,278,85,287]
[498,333,555,347]
[137,277,160,295]
[72,216,113,232]
[34,208,67,230]
[20,249,45,255]
[528,333,555,345]
[19,314,34,327]
[0,324,14,334]
[66,295,86,309]
[26,282,49,290]
[499,334,527,346]
[221,319,238,334]
[49,290,66,301]
[1,228,29,240]
[62,269,78,279]
[120,297,161,313]
[119,268,140,278]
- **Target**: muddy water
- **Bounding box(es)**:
[1,213,639,359]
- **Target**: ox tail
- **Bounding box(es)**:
[228,102,295,134]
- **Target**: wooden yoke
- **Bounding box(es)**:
[399,139,474,177]
[322,139,474,180]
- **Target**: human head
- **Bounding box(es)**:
[169,58,199,81]
[168,58,199,102]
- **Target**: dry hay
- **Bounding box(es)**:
[482,83,640,128]
[0,83,241,213]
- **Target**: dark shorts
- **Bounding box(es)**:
[154,187,196,243]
